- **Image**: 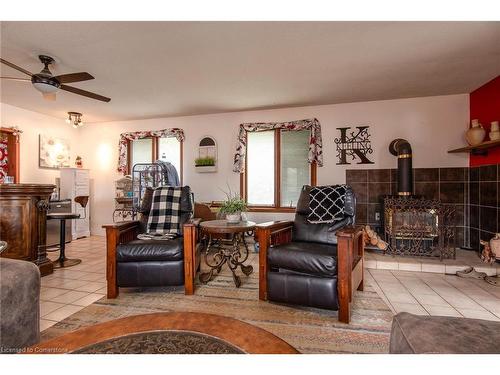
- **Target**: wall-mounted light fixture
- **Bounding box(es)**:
[66,112,84,128]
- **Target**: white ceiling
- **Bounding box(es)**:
[1,21,499,123]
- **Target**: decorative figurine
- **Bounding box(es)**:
[490,233,500,261]
[489,121,500,141]
[75,155,83,168]
[480,239,496,264]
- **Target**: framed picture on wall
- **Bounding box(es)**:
[39,134,71,169]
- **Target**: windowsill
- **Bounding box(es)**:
[246,207,296,213]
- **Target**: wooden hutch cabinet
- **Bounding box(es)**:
[0,184,55,276]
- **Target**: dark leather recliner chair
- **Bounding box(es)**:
[103,186,201,298]
[256,185,364,324]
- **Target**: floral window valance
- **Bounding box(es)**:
[117,128,185,174]
[232,118,323,173]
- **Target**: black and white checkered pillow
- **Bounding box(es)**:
[307,185,348,224]
[146,186,183,235]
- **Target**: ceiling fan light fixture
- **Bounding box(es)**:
[1,56,110,102]
[32,81,59,93]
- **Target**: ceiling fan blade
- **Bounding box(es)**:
[60,84,111,102]
[0,58,33,77]
[43,92,56,101]
[0,76,31,82]
[54,72,94,84]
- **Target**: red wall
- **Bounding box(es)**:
[469,75,500,166]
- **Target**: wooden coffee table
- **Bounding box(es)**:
[199,220,256,287]
[29,312,299,354]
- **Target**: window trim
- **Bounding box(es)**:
[240,129,317,212]
[126,136,183,185]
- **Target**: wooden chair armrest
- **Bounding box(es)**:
[256,221,294,302]
[336,225,365,324]
[102,221,141,231]
[255,220,294,232]
[103,221,140,299]
[335,225,363,238]
[183,219,202,295]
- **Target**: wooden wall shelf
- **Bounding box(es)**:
[448,139,500,156]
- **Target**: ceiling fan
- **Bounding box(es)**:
[0,55,111,102]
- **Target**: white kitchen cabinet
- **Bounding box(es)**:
[59,168,90,239]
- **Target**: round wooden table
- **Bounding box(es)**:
[199,220,256,287]
[29,312,299,354]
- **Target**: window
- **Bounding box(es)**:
[247,131,275,206]
[127,136,183,182]
[280,130,311,207]
[130,138,154,167]
[158,137,181,175]
[242,129,316,211]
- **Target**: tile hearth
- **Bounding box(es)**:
[365,249,500,276]
[39,236,500,332]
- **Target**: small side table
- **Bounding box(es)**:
[199,220,255,287]
[47,213,81,268]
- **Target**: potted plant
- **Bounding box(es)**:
[219,189,247,224]
[195,156,217,173]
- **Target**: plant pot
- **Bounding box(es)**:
[195,165,217,173]
[225,213,241,224]
[465,120,486,146]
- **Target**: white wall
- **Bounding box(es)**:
[77,94,469,235]
[0,103,79,184]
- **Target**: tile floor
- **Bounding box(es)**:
[39,236,500,332]
[40,236,107,331]
[367,268,500,320]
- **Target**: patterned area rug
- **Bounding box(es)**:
[41,254,393,353]
[72,331,244,354]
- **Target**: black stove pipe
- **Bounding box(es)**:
[389,139,413,196]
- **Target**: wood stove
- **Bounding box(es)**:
[384,196,456,259]
[383,139,456,259]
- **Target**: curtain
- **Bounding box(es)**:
[117,128,185,174]
[0,135,8,183]
[232,118,323,173]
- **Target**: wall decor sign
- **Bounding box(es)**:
[334,126,374,165]
[39,134,71,169]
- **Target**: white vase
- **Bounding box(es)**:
[465,119,486,146]
[489,121,500,141]
[226,213,241,224]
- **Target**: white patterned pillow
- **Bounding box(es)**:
[307,185,348,224]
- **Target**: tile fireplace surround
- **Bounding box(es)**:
[346,164,499,253]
